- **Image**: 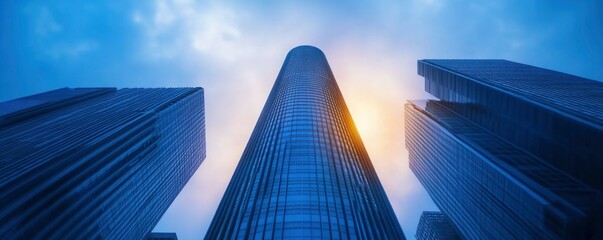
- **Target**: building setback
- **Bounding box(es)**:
[0,87,206,239]
[406,60,603,239]
[415,211,460,240]
[418,59,603,191]
[206,46,405,239]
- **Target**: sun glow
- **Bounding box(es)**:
[344,90,403,168]
[350,100,381,140]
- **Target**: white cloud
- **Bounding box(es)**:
[154,0,177,25]
[132,0,244,61]
[143,1,437,239]
[7,1,601,239]
[190,7,241,57]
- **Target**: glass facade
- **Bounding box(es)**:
[0,87,206,239]
[407,60,603,239]
[415,211,460,240]
[406,100,602,239]
[147,232,179,240]
[206,46,405,239]
[418,59,603,191]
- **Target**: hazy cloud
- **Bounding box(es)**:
[1,0,602,239]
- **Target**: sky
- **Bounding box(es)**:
[1,0,602,239]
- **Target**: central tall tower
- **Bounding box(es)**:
[206,46,405,239]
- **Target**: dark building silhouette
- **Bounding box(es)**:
[206,46,405,239]
[147,232,178,240]
[0,87,206,239]
[415,211,460,240]
[406,60,603,239]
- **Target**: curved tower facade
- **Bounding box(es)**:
[206,46,405,239]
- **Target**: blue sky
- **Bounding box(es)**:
[1,0,602,239]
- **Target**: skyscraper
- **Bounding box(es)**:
[415,211,459,240]
[0,87,206,239]
[406,60,603,239]
[147,232,179,240]
[206,46,405,239]
[418,59,603,190]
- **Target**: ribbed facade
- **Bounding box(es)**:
[418,59,603,191]
[0,87,206,239]
[406,100,602,239]
[206,46,405,239]
[415,211,459,240]
[406,60,603,239]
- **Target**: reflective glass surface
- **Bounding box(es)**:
[0,88,206,239]
[418,59,603,191]
[206,46,405,239]
[405,100,602,239]
[415,211,460,240]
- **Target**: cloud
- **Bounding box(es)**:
[132,0,245,62]
[28,6,62,36]
[189,7,240,56]
[3,1,602,239]
[47,41,98,58]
